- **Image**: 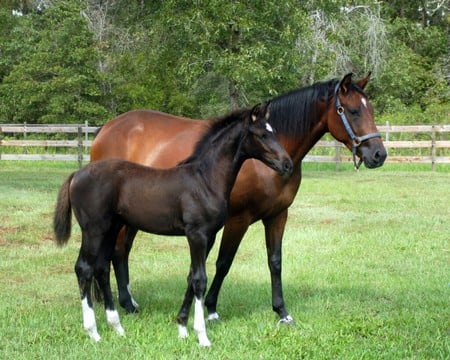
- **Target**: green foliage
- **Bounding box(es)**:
[0,1,448,124]
[0,1,110,124]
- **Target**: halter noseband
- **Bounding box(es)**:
[334,83,381,170]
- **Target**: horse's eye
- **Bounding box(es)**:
[348,108,360,116]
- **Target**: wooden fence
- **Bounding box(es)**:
[1,123,449,170]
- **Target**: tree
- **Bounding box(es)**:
[0,1,110,124]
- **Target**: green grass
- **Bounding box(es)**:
[0,161,449,359]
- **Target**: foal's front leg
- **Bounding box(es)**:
[177,232,210,346]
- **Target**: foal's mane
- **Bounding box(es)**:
[267,78,339,137]
[178,107,252,166]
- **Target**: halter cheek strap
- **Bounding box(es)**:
[334,83,381,170]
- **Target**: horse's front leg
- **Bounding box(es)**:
[112,226,139,313]
[263,210,294,324]
[205,215,250,321]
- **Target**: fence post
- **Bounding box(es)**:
[0,125,2,160]
[431,125,436,171]
[334,140,341,170]
[385,121,390,156]
[23,122,27,154]
[77,125,83,169]
[84,120,89,153]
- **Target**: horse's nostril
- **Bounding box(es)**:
[372,149,387,165]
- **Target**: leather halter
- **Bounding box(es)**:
[334,83,381,169]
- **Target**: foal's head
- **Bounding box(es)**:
[243,103,293,177]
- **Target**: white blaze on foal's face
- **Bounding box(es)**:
[265,122,274,133]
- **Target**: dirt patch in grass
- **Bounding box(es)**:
[0,224,19,246]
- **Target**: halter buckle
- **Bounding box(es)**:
[353,137,362,147]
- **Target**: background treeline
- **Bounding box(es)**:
[0,0,448,125]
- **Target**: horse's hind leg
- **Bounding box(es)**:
[112,225,139,313]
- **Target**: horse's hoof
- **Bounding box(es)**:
[278,315,294,326]
[207,312,220,322]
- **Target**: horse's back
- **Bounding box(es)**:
[91,110,209,167]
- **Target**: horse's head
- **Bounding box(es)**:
[243,103,293,177]
[327,73,387,169]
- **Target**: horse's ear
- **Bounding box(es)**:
[357,71,372,90]
[339,73,353,94]
[251,101,270,122]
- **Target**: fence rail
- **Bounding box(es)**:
[1,123,449,170]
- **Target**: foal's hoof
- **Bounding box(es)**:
[278,315,294,326]
[126,307,139,315]
[122,303,139,314]
[207,312,220,322]
[198,335,211,347]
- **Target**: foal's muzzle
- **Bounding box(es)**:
[274,157,293,177]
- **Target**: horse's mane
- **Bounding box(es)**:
[267,78,339,137]
[177,107,252,166]
[93,125,103,138]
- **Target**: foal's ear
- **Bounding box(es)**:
[339,72,353,94]
[251,101,270,122]
[357,71,372,90]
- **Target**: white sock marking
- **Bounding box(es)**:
[178,324,189,339]
[193,297,211,347]
[81,297,101,342]
[106,309,125,336]
[127,284,139,308]
[207,312,220,321]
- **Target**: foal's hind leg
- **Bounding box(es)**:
[95,236,125,337]
[75,252,101,341]
[75,228,124,341]
[112,226,139,313]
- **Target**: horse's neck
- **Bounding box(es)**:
[285,120,327,166]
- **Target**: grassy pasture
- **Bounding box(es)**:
[0,161,448,359]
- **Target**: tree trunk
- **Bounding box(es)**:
[228,79,239,111]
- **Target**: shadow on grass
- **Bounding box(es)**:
[113,273,429,325]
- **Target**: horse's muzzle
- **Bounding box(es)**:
[361,146,387,169]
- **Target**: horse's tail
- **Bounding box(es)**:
[53,172,75,246]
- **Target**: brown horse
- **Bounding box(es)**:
[53,104,293,345]
[91,73,386,324]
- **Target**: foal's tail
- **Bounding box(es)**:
[53,172,75,246]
